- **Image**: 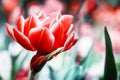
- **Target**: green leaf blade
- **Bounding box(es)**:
[48,66,57,80]
[104,27,117,80]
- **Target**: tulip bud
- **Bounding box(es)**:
[30,54,48,74]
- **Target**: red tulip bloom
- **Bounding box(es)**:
[6,11,78,74]
[6,11,78,56]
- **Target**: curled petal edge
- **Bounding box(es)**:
[6,23,15,40]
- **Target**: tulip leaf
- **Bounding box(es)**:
[79,45,94,66]
[0,75,2,80]
[77,30,104,79]
[64,66,80,80]
[66,42,78,68]
[15,52,29,72]
[63,41,97,80]
[104,27,117,80]
[48,66,57,80]
[62,43,78,80]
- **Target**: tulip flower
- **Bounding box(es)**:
[6,11,78,76]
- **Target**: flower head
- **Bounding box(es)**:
[6,11,78,74]
[6,11,77,56]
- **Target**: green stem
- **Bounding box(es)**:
[30,72,35,80]
[10,57,16,80]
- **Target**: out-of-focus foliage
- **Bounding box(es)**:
[104,27,117,80]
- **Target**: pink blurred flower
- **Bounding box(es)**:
[7,6,23,24]
[27,0,66,15]
[94,28,120,54]
[27,1,43,15]
[81,0,97,14]
[114,7,120,25]
[15,68,36,80]
[44,0,65,12]
[94,40,105,53]
[92,3,120,28]
[2,0,19,14]
[109,30,120,53]
[78,23,94,36]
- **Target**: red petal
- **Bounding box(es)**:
[59,15,73,32]
[56,11,62,20]
[16,16,24,32]
[29,27,43,49]
[29,28,55,55]
[13,28,35,51]
[39,17,51,28]
[37,12,46,21]
[47,11,61,20]
[38,28,55,55]
[64,34,78,50]
[6,23,15,40]
[67,24,74,35]
[24,15,38,36]
[50,22,64,50]
[49,11,61,28]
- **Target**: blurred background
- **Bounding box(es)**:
[0,0,120,80]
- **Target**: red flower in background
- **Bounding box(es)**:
[6,11,78,73]
[85,0,97,14]
[69,1,81,13]
[15,68,36,80]
[8,6,23,24]
[15,68,29,80]
[81,0,97,14]
[2,0,19,13]
[27,0,65,15]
